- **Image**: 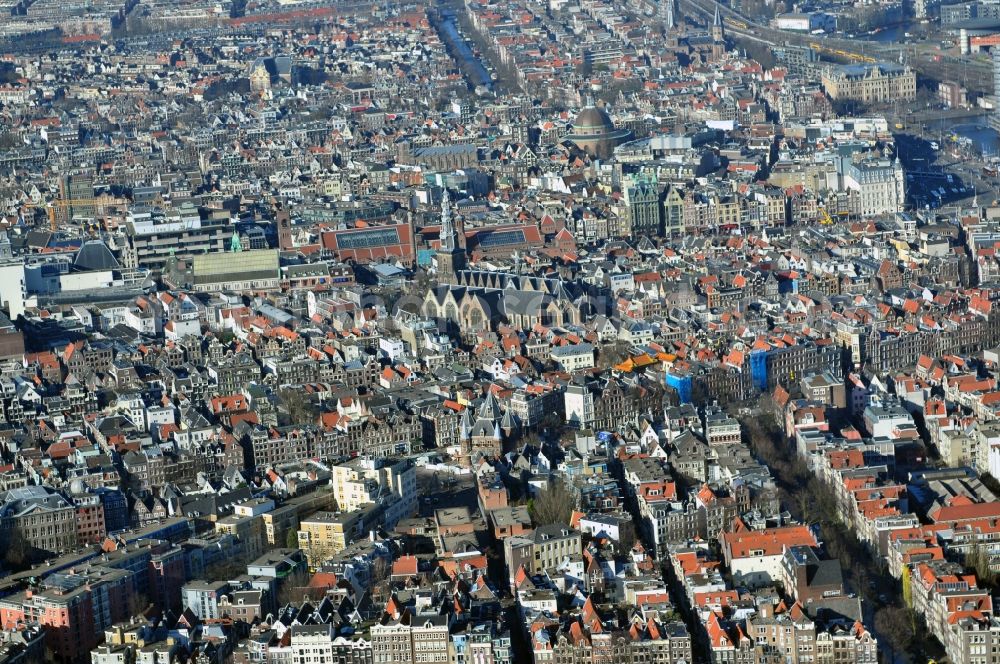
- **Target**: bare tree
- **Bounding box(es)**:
[371,556,391,585]
[596,341,629,370]
[426,473,441,495]
[968,541,995,585]
[689,380,711,408]
[204,556,247,582]
[276,569,316,606]
[280,389,318,425]
[368,557,394,605]
[616,524,637,555]
[529,479,576,527]
[874,606,914,654]
[126,591,150,618]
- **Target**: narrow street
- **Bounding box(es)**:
[739,412,946,663]
[612,446,713,662]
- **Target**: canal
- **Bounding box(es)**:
[927,115,1000,155]
[857,21,920,44]
[436,10,492,91]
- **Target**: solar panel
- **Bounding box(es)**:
[477,229,526,248]
[336,228,400,250]
[45,573,88,592]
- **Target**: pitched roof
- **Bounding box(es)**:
[721,524,816,559]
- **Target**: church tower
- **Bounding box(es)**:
[711,6,725,43]
[660,0,675,31]
[276,206,292,251]
[435,189,466,283]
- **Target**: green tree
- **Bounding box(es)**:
[285,528,300,549]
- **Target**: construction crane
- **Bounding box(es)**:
[818,207,834,225]
[18,198,127,232]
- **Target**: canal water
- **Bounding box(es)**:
[438,11,492,90]
[950,123,1000,155]
[927,116,1000,155]
[858,22,917,44]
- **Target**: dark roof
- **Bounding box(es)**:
[574,106,615,133]
[74,240,120,271]
[808,558,844,589]
[25,231,52,249]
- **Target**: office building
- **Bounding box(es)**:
[330,457,417,531]
[822,63,916,104]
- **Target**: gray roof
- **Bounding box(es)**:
[503,290,549,316]
[0,486,71,518]
[74,240,120,271]
[551,342,594,357]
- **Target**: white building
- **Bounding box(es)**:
[721,525,818,588]
[564,382,595,429]
[330,457,417,530]
[550,342,595,372]
[181,580,229,620]
[0,260,25,319]
[290,625,334,664]
[863,401,914,438]
[842,157,906,216]
[145,404,176,434]
[578,513,632,543]
[379,337,406,362]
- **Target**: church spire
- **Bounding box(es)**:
[440,188,455,252]
[712,6,724,42]
[661,0,674,30]
[435,188,466,283]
